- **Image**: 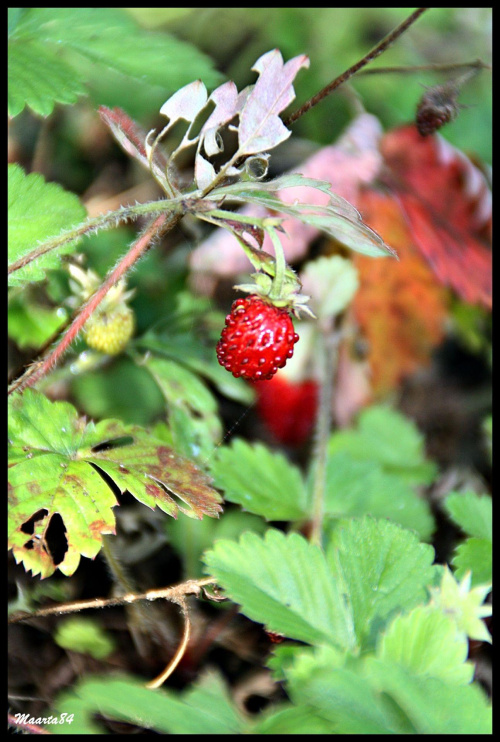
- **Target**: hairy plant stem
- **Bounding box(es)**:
[8,211,182,395]
[8,198,182,278]
[284,7,429,127]
[309,320,341,547]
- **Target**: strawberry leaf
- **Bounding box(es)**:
[323,453,434,541]
[377,605,473,685]
[444,492,492,586]
[8,389,221,578]
[9,8,222,118]
[8,37,86,117]
[328,405,437,485]
[204,529,355,648]
[209,439,307,521]
[326,517,436,649]
[49,672,246,735]
[8,165,87,288]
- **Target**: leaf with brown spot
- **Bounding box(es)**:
[8,389,222,578]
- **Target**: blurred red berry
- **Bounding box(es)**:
[252,375,318,446]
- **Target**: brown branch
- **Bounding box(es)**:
[284,7,429,127]
[8,211,182,395]
[355,58,491,77]
[8,577,218,624]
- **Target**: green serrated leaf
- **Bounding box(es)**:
[328,405,437,485]
[49,672,246,735]
[452,538,492,586]
[210,439,307,521]
[204,529,356,649]
[144,356,222,461]
[284,650,491,734]
[364,657,492,734]
[377,605,473,685]
[327,517,436,649]
[444,491,492,541]
[8,164,87,288]
[8,38,86,117]
[323,452,435,540]
[287,658,397,734]
[9,8,222,119]
[8,389,221,578]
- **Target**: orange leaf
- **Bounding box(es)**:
[353,189,448,394]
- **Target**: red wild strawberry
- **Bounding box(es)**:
[216,295,299,381]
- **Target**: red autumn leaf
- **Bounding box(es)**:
[379,125,492,309]
[353,188,449,395]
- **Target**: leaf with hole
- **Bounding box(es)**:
[8,389,221,578]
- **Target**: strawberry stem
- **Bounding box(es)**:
[309,319,342,546]
[267,228,287,303]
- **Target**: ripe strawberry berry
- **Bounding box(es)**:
[84,305,134,355]
[216,295,299,380]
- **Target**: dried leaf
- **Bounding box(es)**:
[237,49,309,156]
[99,105,167,189]
[160,79,208,124]
[195,154,217,191]
[190,114,384,278]
[198,80,240,156]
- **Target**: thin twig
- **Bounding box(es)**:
[145,597,191,689]
[355,58,491,76]
[284,7,429,127]
[8,577,218,624]
[8,211,182,395]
